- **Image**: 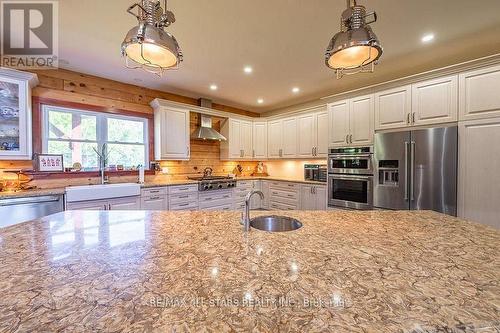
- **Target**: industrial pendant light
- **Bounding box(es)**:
[325,0,382,79]
[122,0,183,76]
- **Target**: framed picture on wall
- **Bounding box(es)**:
[34,153,64,172]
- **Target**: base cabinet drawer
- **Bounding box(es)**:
[169,184,199,195]
[269,201,298,210]
[141,196,167,210]
[141,187,167,197]
[169,192,198,204]
[201,203,233,211]
[170,201,199,211]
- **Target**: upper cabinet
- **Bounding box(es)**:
[281,117,298,158]
[459,64,500,121]
[220,118,253,160]
[375,85,412,130]
[252,121,267,159]
[297,108,328,158]
[329,94,374,148]
[328,100,350,147]
[267,117,297,159]
[267,119,283,158]
[0,68,38,160]
[412,75,458,126]
[350,94,374,145]
[153,104,190,160]
[375,76,458,130]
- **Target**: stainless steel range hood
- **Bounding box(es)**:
[192,114,227,141]
[192,98,227,141]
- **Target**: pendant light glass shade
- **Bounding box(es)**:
[325,1,382,78]
[121,0,183,76]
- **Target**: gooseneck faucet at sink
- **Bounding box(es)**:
[242,190,264,232]
[93,144,110,185]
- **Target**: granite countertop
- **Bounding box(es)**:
[0,177,326,199]
[0,210,498,332]
[0,187,66,199]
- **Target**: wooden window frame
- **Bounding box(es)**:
[30,97,155,178]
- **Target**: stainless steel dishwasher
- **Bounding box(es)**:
[0,195,64,228]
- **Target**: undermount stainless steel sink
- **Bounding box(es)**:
[250,216,303,232]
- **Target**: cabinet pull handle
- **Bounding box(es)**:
[252,150,255,158]
[149,196,161,200]
[287,194,294,198]
[349,134,353,144]
[412,112,415,124]
[104,204,108,210]
[179,203,189,207]
[108,204,112,210]
[407,113,410,124]
[187,146,190,156]
[178,195,189,199]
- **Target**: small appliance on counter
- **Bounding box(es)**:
[304,164,327,182]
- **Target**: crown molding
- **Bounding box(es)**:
[320,53,500,103]
[150,98,255,120]
[0,67,39,87]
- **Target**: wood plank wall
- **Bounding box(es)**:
[0,68,259,184]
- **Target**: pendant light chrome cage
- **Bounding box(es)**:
[121,0,183,77]
[325,0,382,79]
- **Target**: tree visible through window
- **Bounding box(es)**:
[42,105,148,170]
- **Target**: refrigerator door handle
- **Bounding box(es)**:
[404,141,409,201]
[410,141,415,201]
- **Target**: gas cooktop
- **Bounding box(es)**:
[187,176,236,191]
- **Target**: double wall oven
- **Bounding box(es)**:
[328,147,374,210]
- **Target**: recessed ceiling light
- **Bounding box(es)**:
[244,66,253,74]
[257,98,264,104]
[292,87,300,93]
[421,33,435,43]
[210,84,218,91]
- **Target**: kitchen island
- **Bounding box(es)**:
[0,210,498,332]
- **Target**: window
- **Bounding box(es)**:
[42,105,149,170]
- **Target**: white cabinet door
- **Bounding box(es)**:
[412,75,458,126]
[261,181,269,209]
[349,94,374,146]
[240,120,253,159]
[315,186,327,210]
[267,120,282,158]
[282,117,297,158]
[459,64,500,121]
[374,85,412,130]
[328,100,350,147]
[300,185,315,210]
[252,122,267,159]
[154,107,190,160]
[0,69,37,160]
[316,111,329,157]
[66,200,108,210]
[297,114,316,158]
[109,197,141,210]
[227,118,242,159]
[458,117,500,229]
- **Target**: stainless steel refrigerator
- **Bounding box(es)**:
[373,126,457,216]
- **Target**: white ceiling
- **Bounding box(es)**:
[59,0,500,113]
